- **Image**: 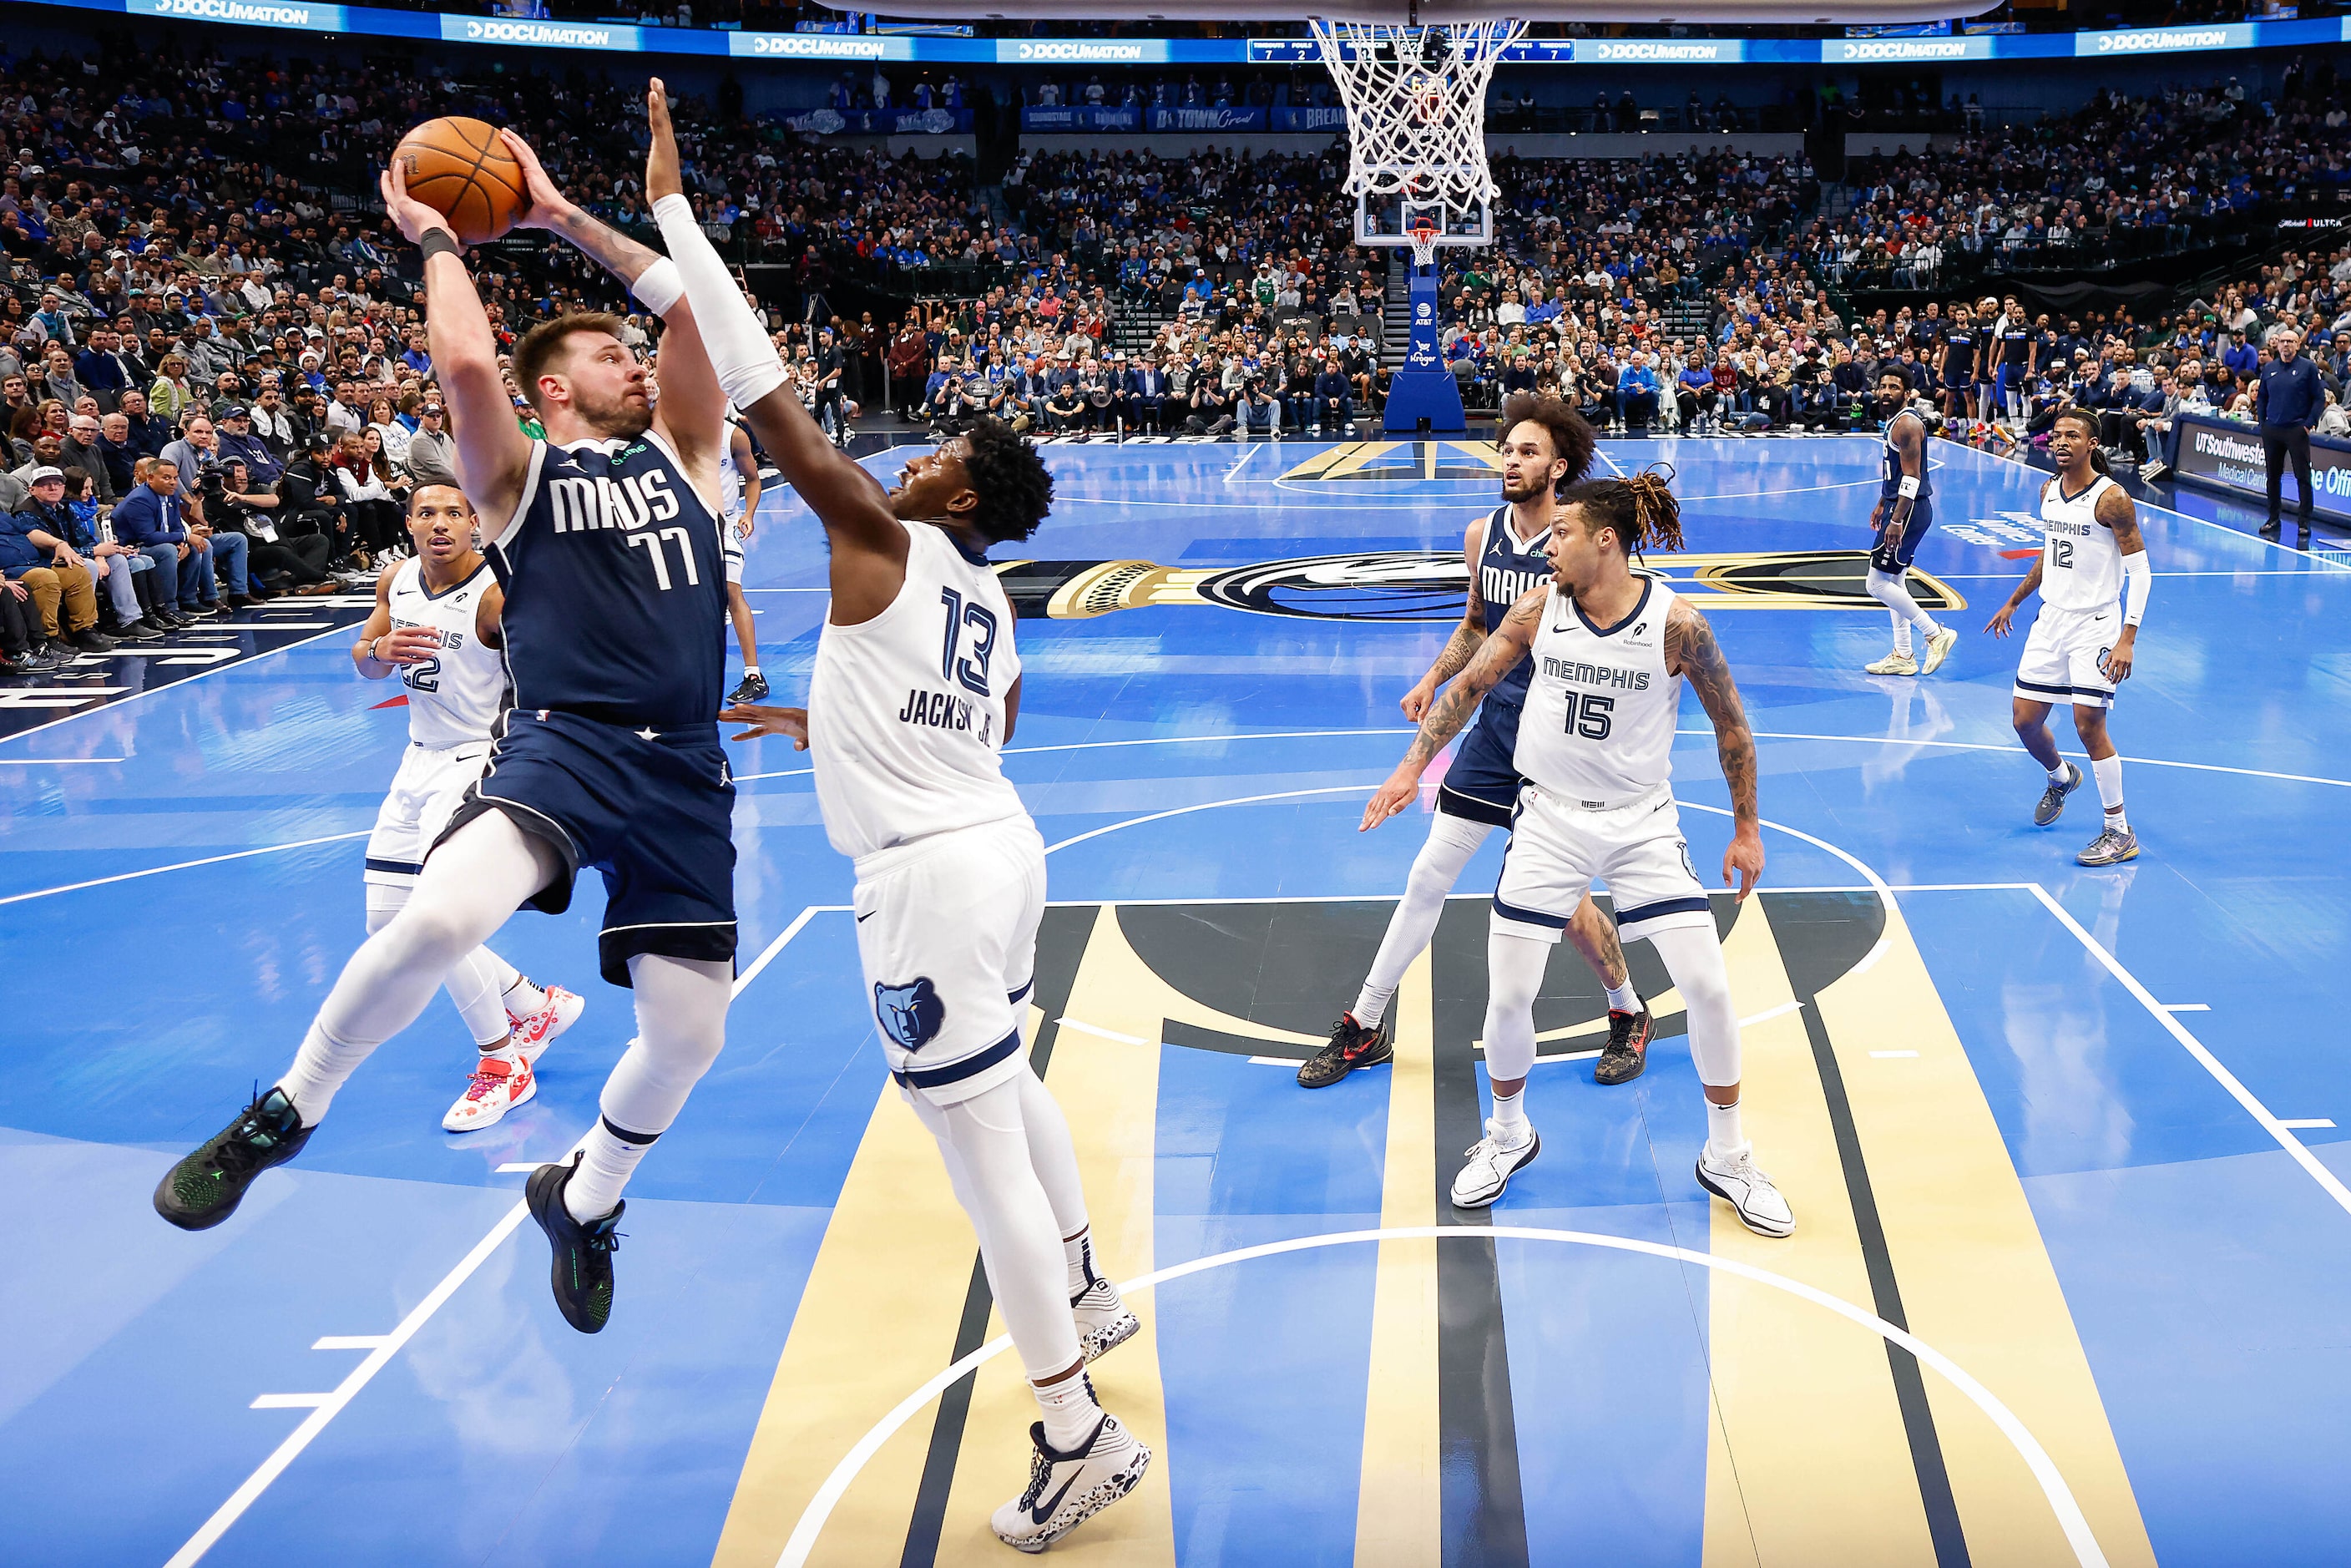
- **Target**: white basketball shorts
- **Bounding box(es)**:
[1492,782,1716,944]
[853,813,1045,1105]
[721,516,746,585]
[2014,602,2120,710]
[364,738,493,887]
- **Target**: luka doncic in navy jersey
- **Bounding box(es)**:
[493,431,728,729]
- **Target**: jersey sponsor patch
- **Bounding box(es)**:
[875,977,947,1051]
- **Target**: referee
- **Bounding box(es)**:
[2253,329,2323,548]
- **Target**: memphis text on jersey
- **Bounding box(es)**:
[1542,655,1652,691]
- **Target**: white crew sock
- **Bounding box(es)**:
[741,664,762,679]
[1705,1099,1745,1159]
[499,965,546,1019]
[1351,983,1398,1030]
[2049,762,2072,786]
[1605,978,1640,1014]
[565,1115,654,1223]
[1064,1224,1099,1298]
[1490,1085,1530,1145]
[2091,753,2126,832]
[1035,1368,1105,1452]
[276,1019,374,1126]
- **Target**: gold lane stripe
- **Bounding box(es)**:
[1706,900,1937,1565]
[1817,899,2156,1568]
[1353,945,1443,1565]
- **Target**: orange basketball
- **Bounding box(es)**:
[392,117,527,245]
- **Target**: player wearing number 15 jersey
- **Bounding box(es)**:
[355,486,584,1135]
[1360,473,1794,1237]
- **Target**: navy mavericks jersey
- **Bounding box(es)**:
[1879,410,1932,506]
[490,432,727,730]
[1473,504,1553,711]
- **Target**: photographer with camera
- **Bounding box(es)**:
[215,457,334,594]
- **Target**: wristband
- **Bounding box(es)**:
[1897,475,1920,499]
[419,228,462,264]
[631,256,685,316]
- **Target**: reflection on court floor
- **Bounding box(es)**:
[3,437,2348,1566]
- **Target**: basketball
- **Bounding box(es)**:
[392,116,526,245]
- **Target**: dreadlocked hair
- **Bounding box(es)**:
[960,416,1056,544]
[2052,407,2113,476]
[1560,467,1686,556]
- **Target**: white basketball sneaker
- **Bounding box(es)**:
[990,1414,1153,1554]
[1070,1277,1140,1363]
[1696,1141,1796,1237]
[442,1051,537,1132]
[1864,648,1919,676]
[507,982,584,1064]
[1450,1120,1540,1209]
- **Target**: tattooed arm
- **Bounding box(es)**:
[1403,514,1494,721]
[1667,598,1765,899]
[1362,586,1545,831]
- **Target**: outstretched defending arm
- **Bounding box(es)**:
[638,80,903,576]
[379,163,528,536]
[1666,599,1765,900]
[1361,587,1546,831]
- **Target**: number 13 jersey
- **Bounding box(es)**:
[810,518,1025,860]
[1512,573,1681,809]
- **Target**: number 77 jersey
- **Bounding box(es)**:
[1512,573,1682,812]
[492,432,728,731]
[809,516,1028,859]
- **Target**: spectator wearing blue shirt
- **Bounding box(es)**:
[17,466,161,639]
[2254,328,2326,544]
[2218,332,2259,384]
[1616,353,1661,432]
[111,458,226,619]
[1,466,114,653]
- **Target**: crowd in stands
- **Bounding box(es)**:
[4,23,2349,670]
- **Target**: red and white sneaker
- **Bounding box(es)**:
[507,983,584,1064]
[442,1052,537,1132]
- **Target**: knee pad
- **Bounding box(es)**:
[1410,812,1492,894]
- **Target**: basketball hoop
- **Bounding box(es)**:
[1309,15,1526,255]
[1405,219,1442,271]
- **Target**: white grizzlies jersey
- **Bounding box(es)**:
[809,518,1026,860]
[718,441,748,525]
[387,559,503,749]
[2039,473,2126,612]
[1513,572,1679,808]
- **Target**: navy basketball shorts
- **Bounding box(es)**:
[440,708,738,987]
[1437,706,1524,829]
[1871,500,1933,574]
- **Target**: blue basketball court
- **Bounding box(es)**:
[4,433,2348,1567]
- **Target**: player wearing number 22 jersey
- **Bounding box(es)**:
[1359,472,1795,1237]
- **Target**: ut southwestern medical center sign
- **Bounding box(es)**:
[2174,415,2351,527]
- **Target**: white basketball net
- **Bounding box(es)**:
[1309,17,1527,266]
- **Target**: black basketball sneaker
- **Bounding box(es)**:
[1297,1011,1393,1089]
[154,1085,315,1231]
[1594,1007,1655,1086]
[527,1152,624,1334]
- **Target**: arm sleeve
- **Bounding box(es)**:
[650,194,788,411]
[2121,549,2151,628]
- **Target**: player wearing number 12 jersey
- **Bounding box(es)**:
[1984,407,2152,867]
[354,485,584,1134]
[1360,473,1794,1237]
[632,79,1150,1553]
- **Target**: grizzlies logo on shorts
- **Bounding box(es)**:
[877,977,946,1051]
